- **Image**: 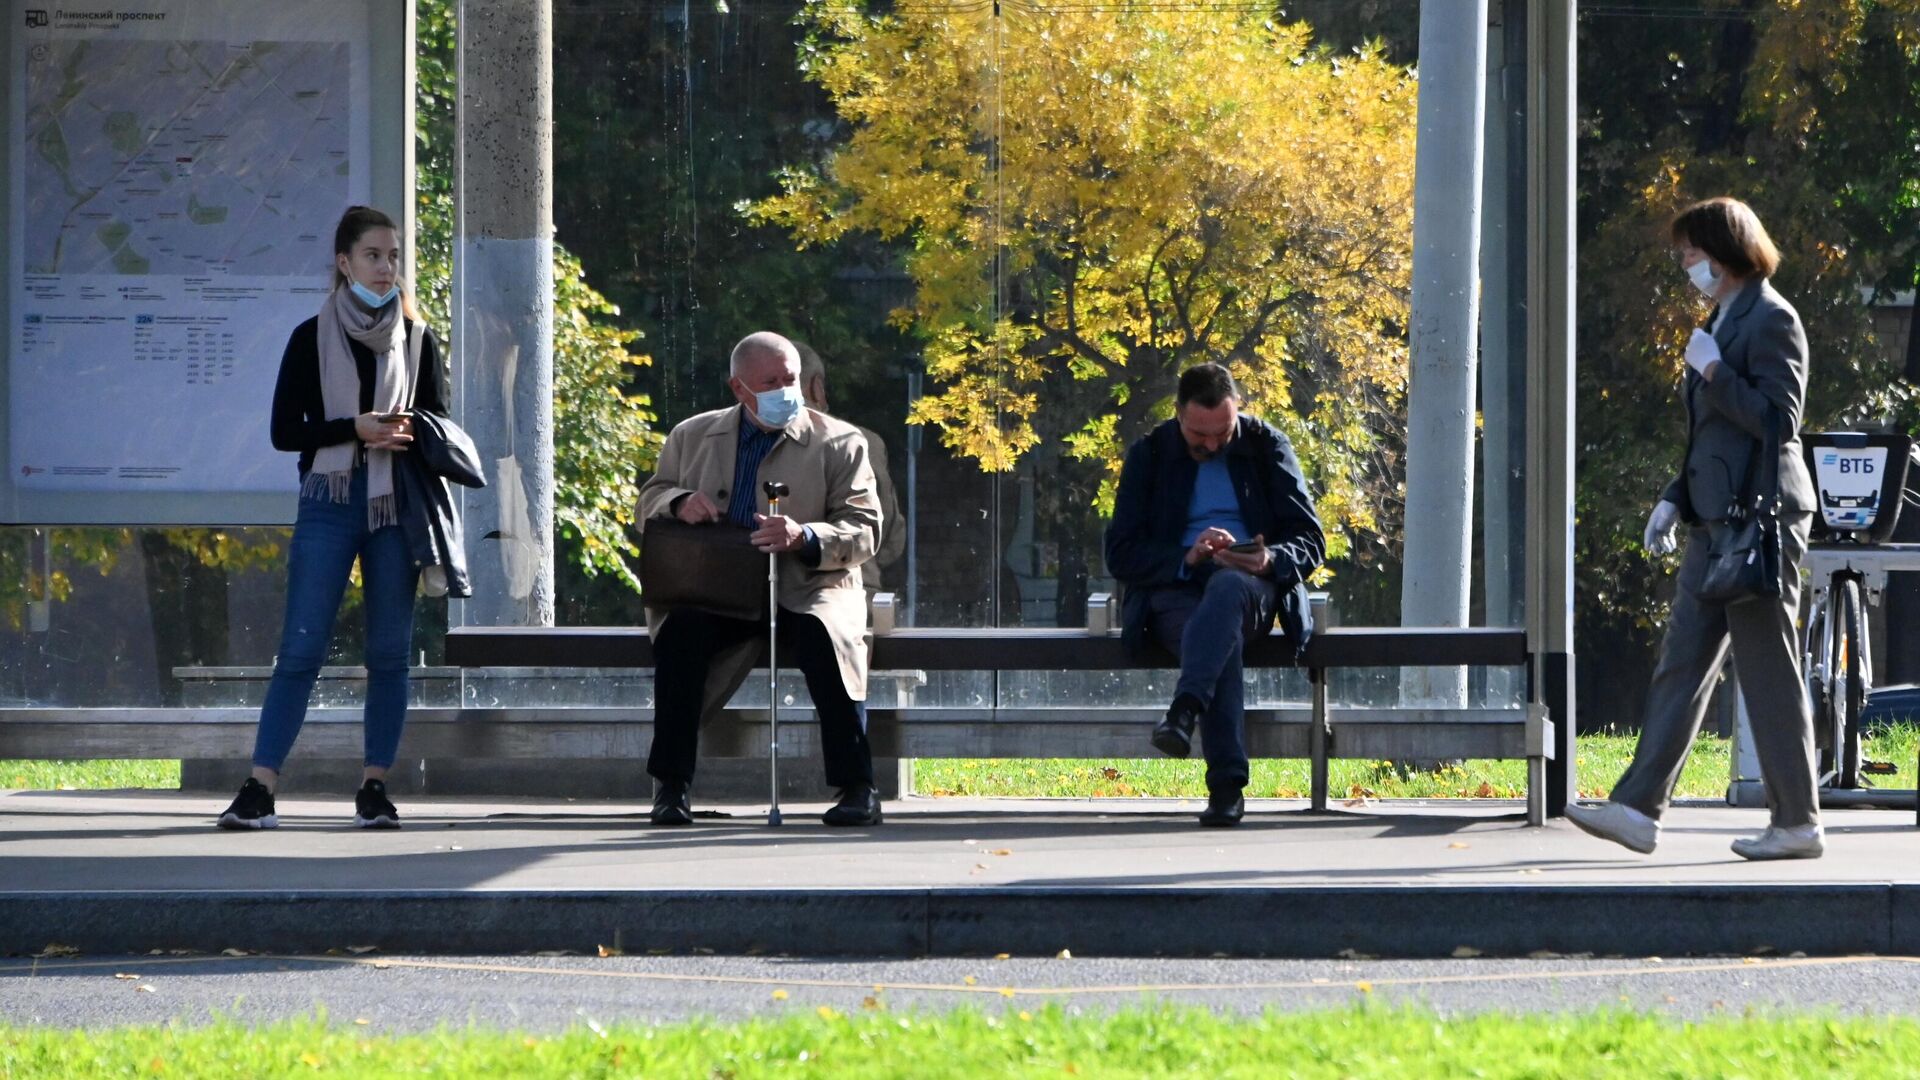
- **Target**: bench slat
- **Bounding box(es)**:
[444,625,1528,671]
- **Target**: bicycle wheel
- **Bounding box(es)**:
[1804,593,1834,769]
[1834,578,1867,789]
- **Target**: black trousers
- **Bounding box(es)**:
[648,607,874,790]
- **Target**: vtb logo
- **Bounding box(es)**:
[25,10,49,28]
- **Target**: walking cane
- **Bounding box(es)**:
[762,480,791,827]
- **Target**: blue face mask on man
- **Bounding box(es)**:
[350,280,399,309]
[752,384,804,428]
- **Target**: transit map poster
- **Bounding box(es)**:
[4,1,387,523]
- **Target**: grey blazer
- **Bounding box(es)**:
[1660,277,1816,524]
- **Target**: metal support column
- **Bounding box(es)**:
[1525,0,1578,815]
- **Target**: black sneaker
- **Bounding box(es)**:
[353,779,401,829]
[216,778,278,830]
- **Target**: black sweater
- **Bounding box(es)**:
[270,315,448,477]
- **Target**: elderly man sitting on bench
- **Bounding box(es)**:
[1103,363,1326,827]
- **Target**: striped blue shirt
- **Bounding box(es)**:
[726,410,822,565]
[728,420,784,526]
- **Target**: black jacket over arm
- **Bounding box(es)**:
[1103,415,1326,657]
[270,315,448,477]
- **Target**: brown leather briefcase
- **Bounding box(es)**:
[639,518,767,622]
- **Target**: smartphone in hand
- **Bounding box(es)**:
[1226,540,1263,554]
[378,411,409,423]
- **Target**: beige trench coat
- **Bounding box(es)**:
[637,405,881,722]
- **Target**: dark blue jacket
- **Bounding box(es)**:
[1103,415,1325,657]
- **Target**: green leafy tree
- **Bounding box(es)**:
[748,4,1421,569]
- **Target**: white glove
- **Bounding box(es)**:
[1643,499,1681,556]
[1684,329,1721,378]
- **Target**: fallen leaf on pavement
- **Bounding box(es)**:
[220,949,250,957]
[1451,946,1482,958]
[597,944,624,958]
[998,987,1016,998]
[34,944,79,958]
[354,1018,371,1026]
[1447,842,1470,849]
[994,953,1011,961]
[1355,981,1373,994]
[345,945,379,955]
[1055,949,1072,960]
[1337,948,1376,960]
[1529,950,1564,960]
[135,985,156,994]
[963,975,978,985]
[988,849,1013,856]
[771,989,789,1001]
[113,973,140,981]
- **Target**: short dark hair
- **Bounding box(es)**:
[1670,197,1781,279]
[1176,363,1238,409]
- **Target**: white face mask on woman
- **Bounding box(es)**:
[1687,257,1721,299]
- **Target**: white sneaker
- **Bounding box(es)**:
[1731,824,1824,861]
[1564,801,1660,854]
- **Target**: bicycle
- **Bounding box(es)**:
[1798,432,1915,794]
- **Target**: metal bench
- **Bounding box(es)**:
[438,598,1550,823]
[0,600,1550,822]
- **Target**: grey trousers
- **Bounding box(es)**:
[1610,514,1819,828]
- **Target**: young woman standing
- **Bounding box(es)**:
[217,206,445,830]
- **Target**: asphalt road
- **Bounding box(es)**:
[4,952,1918,1032]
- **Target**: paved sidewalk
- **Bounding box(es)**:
[3,791,1915,958]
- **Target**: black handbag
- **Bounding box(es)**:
[1696,407,1784,604]
[639,517,767,622]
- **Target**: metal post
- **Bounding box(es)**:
[1401,0,1489,709]
[905,369,921,628]
[1525,0,1578,815]
[764,481,789,826]
[454,0,555,629]
[1310,669,1329,812]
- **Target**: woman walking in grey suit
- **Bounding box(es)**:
[1568,197,1823,861]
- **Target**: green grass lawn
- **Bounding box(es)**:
[0,1006,1912,1076]
[3,1007,1918,1078]
[914,726,1918,801]
[1,758,180,791]
[6,725,1913,802]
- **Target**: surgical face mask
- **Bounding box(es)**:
[752,383,804,427]
[1686,258,1720,299]
[350,280,399,308]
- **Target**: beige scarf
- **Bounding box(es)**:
[305,285,412,528]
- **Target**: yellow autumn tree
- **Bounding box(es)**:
[746,3,1418,553]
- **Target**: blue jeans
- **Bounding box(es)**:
[1148,567,1279,793]
[252,468,419,772]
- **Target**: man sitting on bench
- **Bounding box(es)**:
[636,332,884,827]
[1103,363,1326,827]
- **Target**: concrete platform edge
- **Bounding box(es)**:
[4,885,1914,960]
